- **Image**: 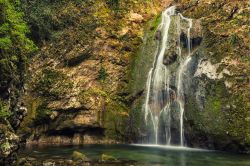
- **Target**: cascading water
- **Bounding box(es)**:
[143,6,193,146]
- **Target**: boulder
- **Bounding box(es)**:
[100,154,117,162]
[71,151,87,161]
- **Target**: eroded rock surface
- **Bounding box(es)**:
[19,0,173,145]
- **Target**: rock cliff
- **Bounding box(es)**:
[15,0,250,153]
[18,0,172,145]
[131,0,250,153]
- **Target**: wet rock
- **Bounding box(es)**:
[65,159,74,165]
[71,151,87,161]
[192,36,203,48]
[43,160,55,166]
[11,103,28,129]
[194,59,232,80]
[163,53,178,66]
[100,154,117,162]
[155,30,161,41]
[0,123,20,164]
[17,157,28,165]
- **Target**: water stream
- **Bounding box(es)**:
[143,6,193,146]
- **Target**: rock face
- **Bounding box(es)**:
[0,103,28,165]
[19,0,173,145]
[0,124,19,163]
[178,0,250,153]
[131,0,249,153]
[16,0,250,154]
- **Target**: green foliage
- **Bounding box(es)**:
[33,102,52,125]
[211,100,221,112]
[0,0,36,95]
[98,66,108,81]
[21,0,97,43]
[0,101,11,120]
[36,69,62,92]
[229,34,240,46]
[0,37,11,49]
[0,0,36,53]
[151,15,161,32]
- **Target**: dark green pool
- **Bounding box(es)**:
[20,144,250,166]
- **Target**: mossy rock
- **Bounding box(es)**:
[34,68,73,100]
[32,102,52,126]
[71,151,87,161]
[101,154,117,162]
[17,158,33,166]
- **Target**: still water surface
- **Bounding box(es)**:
[20,144,250,166]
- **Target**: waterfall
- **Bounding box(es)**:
[143,6,192,146]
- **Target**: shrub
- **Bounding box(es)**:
[98,66,108,81]
[0,101,11,120]
[0,0,37,97]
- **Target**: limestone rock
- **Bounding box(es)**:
[129,13,144,23]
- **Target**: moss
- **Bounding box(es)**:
[0,141,11,155]
[98,66,108,81]
[32,102,52,126]
[0,100,11,120]
[71,151,86,161]
[211,100,221,112]
[21,0,97,43]
[103,99,129,140]
[18,97,41,134]
[185,77,250,151]
[125,13,165,141]
[127,99,145,141]
[79,86,129,140]
[150,14,161,32]
[101,154,116,161]
[128,15,160,93]
[229,34,240,46]
[100,91,128,139]
[225,94,250,142]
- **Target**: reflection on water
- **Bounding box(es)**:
[20,144,250,166]
[180,153,186,166]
